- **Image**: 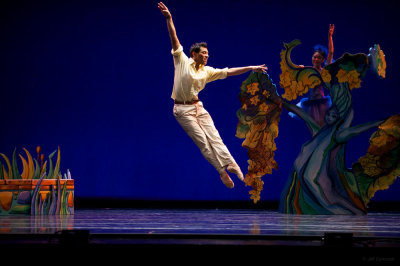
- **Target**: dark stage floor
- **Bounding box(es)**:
[1,208,400,263]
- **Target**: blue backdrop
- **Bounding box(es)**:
[1,0,399,203]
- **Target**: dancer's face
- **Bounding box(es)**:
[312,51,325,69]
[325,108,339,125]
[192,47,209,66]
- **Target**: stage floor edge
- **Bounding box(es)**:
[0,207,399,262]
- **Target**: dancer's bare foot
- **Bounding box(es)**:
[219,170,234,189]
[227,163,244,182]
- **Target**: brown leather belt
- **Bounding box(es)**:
[174,99,200,105]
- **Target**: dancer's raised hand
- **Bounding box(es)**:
[158,2,171,19]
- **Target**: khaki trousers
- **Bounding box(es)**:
[173,101,235,173]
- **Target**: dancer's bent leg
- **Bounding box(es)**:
[174,103,235,188]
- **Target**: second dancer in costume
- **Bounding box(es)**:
[297,24,335,127]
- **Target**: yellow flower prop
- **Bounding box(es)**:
[336,69,362,90]
[369,44,386,79]
[279,41,322,101]
[237,72,282,203]
[250,95,260,105]
[263,90,271,98]
[356,114,400,205]
[279,70,291,89]
[377,48,386,78]
[321,68,332,83]
[259,103,269,113]
[246,82,260,95]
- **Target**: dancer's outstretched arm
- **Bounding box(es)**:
[158,2,180,52]
[227,65,268,77]
[326,24,334,65]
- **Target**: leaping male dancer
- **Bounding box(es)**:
[158,2,268,188]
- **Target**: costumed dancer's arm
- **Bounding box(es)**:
[227,65,268,77]
[336,119,385,143]
[158,2,180,52]
[282,101,320,135]
[326,24,334,65]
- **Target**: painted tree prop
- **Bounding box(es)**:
[353,115,400,207]
[236,72,282,203]
[277,40,399,215]
[237,40,399,214]
[0,147,74,215]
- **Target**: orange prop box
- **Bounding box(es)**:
[0,179,74,215]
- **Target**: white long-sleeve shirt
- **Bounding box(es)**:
[171,45,228,102]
